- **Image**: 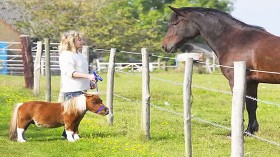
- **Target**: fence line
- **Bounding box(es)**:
[150,76,280,108]
[112,92,280,147]
[0,41,60,75]
[3,41,280,76]
[116,70,280,110]
[115,70,280,149]
[197,60,280,75]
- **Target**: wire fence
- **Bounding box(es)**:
[114,70,280,147]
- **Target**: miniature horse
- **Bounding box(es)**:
[9,93,109,142]
[162,6,280,134]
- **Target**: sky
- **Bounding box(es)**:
[231,0,280,36]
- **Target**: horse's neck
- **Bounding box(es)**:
[197,21,233,52]
[193,15,247,57]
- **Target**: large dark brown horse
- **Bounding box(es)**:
[162,6,280,134]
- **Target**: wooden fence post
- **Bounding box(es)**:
[44,38,51,102]
[96,59,100,72]
[163,61,167,71]
[157,58,161,69]
[141,48,151,140]
[106,48,116,125]
[205,58,212,73]
[33,41,43,96]
[212,52,216,72]
[231,61,246,157]
[183,58,194,157]
[20,35,34,89]
[40,58,45,76]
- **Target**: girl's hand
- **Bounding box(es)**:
[87,74,96,82]
[90,81,96,89]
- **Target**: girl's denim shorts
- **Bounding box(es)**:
[64,91,85,101]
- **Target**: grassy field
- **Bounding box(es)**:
[0,70,280,157]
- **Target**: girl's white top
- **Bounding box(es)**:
[59,51,90,92]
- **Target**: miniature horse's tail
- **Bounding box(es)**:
[9,103,22,141]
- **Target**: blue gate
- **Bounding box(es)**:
[0,43,8,74]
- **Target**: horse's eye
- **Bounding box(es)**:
[172,19,184,26]
[172,21,179,25]
[92,101,96,104]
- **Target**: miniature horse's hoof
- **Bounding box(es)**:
[73,134,80,140]
[67,138,75,142]
[17,139,27,142]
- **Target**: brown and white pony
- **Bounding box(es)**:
[9,93,109,142]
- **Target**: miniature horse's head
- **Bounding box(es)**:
[84,93,109,116]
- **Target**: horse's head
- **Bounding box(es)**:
[85,93,109,116]
[162,6,200,53]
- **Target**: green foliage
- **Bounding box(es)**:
[13,0,233,54]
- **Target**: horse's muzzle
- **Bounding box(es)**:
[104,107,109,115]
[95,106,109,115]
[162,44,177,53]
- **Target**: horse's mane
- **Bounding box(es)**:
[62,95,86,115]
[171,7,266,31]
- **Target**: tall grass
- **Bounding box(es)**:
[0,71,280,157]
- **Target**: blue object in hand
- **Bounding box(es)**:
[93,71,103,81]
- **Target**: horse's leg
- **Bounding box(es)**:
[16,128,26,142]
[64,120,75,142]
[65,126,75,142]
[245,81,259,134]
[74,113,85,140]
[17,112,33,142]
[73,122,81,140]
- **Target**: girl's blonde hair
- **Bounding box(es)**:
[59,30,82,53]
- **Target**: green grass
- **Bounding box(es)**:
[0,70,280,156]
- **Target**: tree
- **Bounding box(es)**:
[13,0,233,61]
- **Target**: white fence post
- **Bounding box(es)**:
[106,48,116,125]
[96,59,101,72]
[141,48,151,140]
[44,38,51,102]
[212,51,216,72]
[183,58,194,157]
[33,41,42,96]
[231,61,246,157]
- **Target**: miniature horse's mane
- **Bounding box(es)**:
[169,7,266,31]
[63,95,87,115]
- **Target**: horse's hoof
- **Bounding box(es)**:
[227,132,231,137]
[17,139,26,142]
[227,131,253,138]
[244,130,254,136]
[73,134,80,140]
[67,138,75,142]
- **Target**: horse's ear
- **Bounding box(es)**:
[169,6,184,17]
